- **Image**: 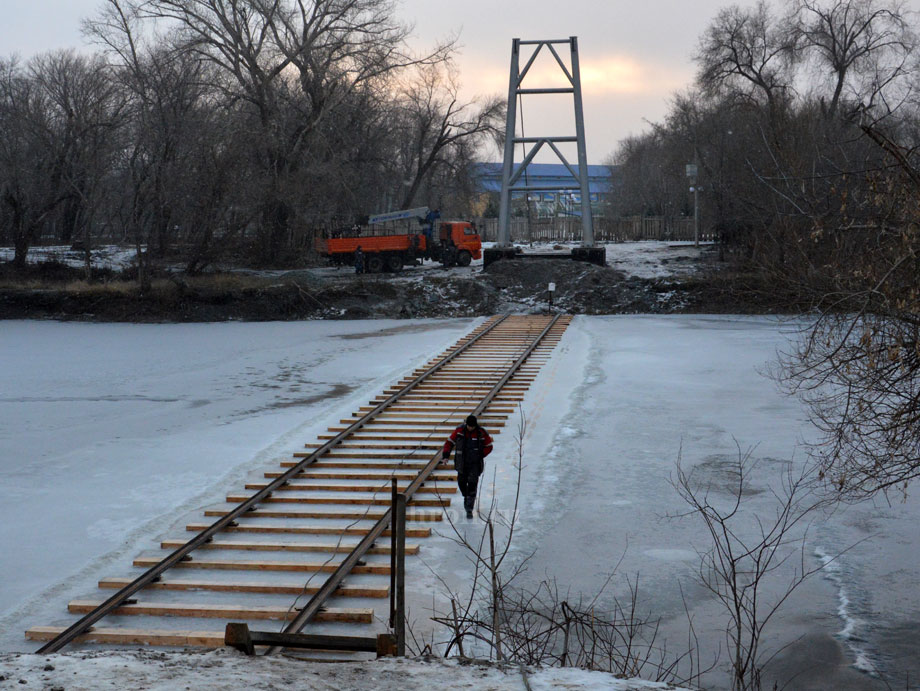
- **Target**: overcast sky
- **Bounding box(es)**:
[3,0,917,163]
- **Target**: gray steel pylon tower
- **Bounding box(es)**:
[496,37,597,254]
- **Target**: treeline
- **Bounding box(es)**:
[612,0,920,497]
[0,0,503,280]
[611,0,918,300]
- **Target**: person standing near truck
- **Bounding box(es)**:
[442,414,493,518]
[354,246,365,274]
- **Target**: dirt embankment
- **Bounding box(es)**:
[0,250,787,322]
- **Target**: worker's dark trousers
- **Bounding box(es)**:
[458,473,480,511]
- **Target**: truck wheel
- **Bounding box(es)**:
[386,253,403,272]
[457,250,472,267]
[366,255,384,273]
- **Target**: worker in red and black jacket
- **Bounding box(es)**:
[442,414,493,519]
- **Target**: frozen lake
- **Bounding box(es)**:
[1,316,917,689]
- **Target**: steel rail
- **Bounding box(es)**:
[265,314,562,654]
[37,315,510,654]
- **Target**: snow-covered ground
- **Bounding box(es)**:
[0,245,136,272]
[1,240,707,284]
[0,650,683,690]
[1,316,916,689]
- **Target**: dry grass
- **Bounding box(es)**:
[0,273,272,294]
[61,279,151,294]
[183,274,270,291]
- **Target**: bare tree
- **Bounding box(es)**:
[416,413,703,686]
[394,62,503,210]
[697,1,797,117]
[28,51,127,275]
[98,0,452,263]
[791,0,918,118]
[778,311,920,499]
[0,58,59,267]
[673,449,827,691]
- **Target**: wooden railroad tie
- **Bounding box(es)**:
[98,577,388,598]
[66,600,373,623]
[132,556,391,574]
[159,539,420,555]
[28,314,571,655]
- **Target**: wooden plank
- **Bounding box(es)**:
[67,600,373,623]
[316,434,445,440]
[349,411,510,418]
[292,451,445,459]
[330,421,506,428]
[203,508,443,522]
[356,405,516,412]
[263,471,456,482]
[98,577,388,598]
[281,460,452,469]
[304,446,441,451]
[233,627,384,654]
[376,394,526,401]
[26,626,225,647]
[244,482,455,494]
[159,539,420,555]
[185,522,432,538]
[132,556,391,574]
[224,494,449,507]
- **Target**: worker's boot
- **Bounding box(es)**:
[463,495,474,519]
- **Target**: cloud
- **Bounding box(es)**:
[579,55,693,96]
[457,52,693,98]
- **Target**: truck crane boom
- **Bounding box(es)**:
[367,207,431,225]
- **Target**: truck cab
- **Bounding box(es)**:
[437,221,482,266]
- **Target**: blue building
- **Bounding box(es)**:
[475,162,613,217]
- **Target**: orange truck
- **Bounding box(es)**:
[315,207,482,272]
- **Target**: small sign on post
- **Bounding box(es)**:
[548,282,556,307]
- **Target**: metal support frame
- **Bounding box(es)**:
[225,623,397,657]
[497,37,595,249]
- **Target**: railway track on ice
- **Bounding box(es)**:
[27,314,572,656]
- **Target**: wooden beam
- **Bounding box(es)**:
[132,556,391,574]
[280,460,453,469]
[243,482,456,494]
[225,623,389,655]
[67,600,373,623]
[184,522,432,538]
[203,508,443,522]
[263,471,456,482]
[159,539,420,555]
[98,577,387,598]
[304,446,444,451]
[224,494,449,507]
[27,626,225,647]
[292,452,443,459]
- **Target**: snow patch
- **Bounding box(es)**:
[814,546,879,675]
[0,650,687,690]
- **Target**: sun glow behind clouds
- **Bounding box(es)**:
[463,53,692,98]
[579,55,691,95]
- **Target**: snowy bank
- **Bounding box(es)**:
[0,650,686,690]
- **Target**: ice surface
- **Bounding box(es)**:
[1,315,917,689]
[0,318,477,649]
[405,315,920,689]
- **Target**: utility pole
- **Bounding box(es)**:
[686,162,700,247]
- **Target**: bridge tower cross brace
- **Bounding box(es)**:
[497,37,595,249]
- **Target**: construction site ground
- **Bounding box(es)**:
[0,241,774,322]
